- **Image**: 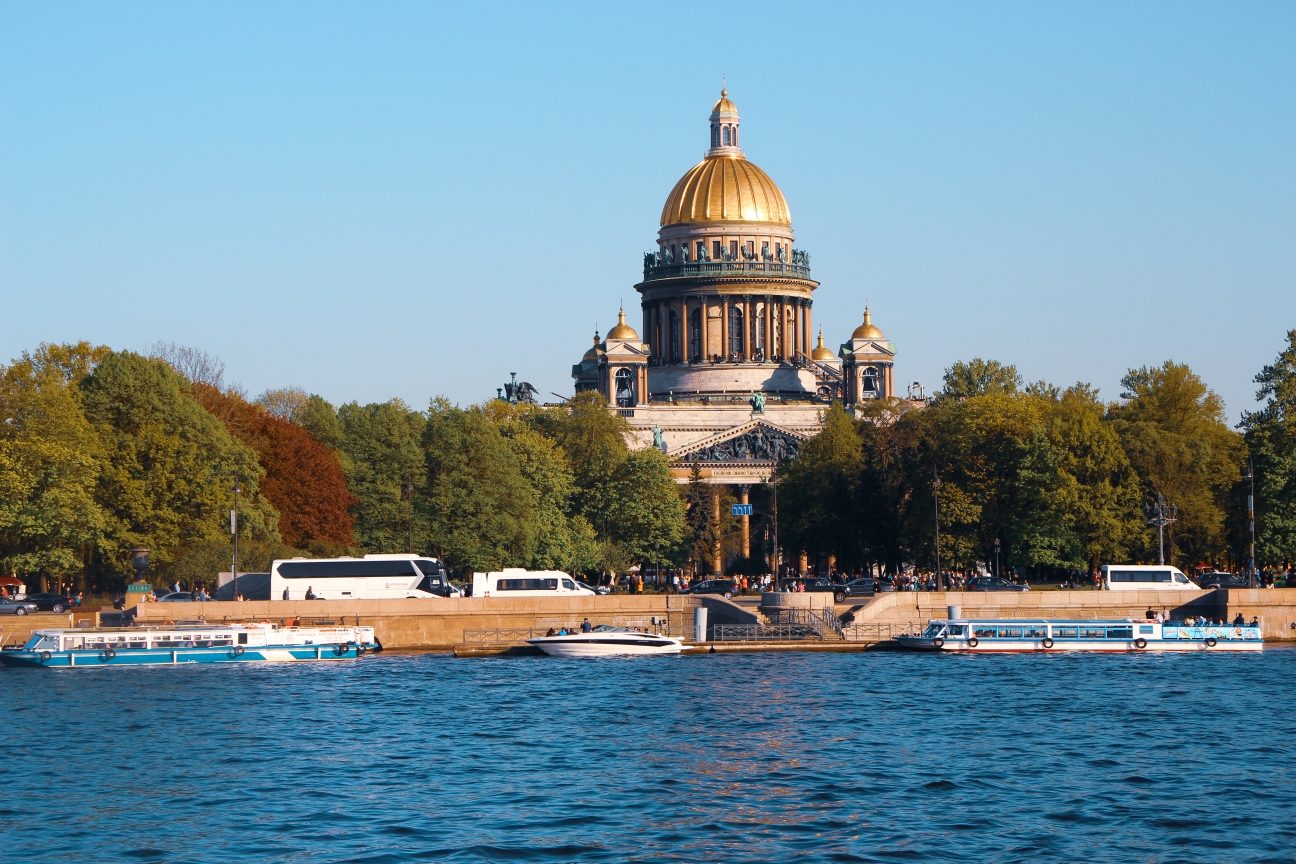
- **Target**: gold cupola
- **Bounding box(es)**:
[606,307,639,340]
[582,332,602,362]
[811,328,835,360]
[660,90,792,228]
[852,307,885,340]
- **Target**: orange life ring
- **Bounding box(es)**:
[163,619,174,625]
[1234,628,1243,637]
[260,619,272,624]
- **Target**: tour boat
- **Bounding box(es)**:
[0,622,379,668]
[897,617,1263,653]
[526,625,684,657]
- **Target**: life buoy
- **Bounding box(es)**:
[1134,638,1147,649]
[40,650,51,662]
[1041,637,1054,649]
[1234,628,1243,637]
[967,637,979,648]
[932,637,944,649]
[233,645,245,656]
[356,644,367,656]
[334,643,349,656]
[1204,637,1217,648]
[164,620,174,626]
[100,648,116,661]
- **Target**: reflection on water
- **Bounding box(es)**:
[3,650,1295,862]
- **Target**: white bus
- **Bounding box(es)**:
[270,554,456,601]
[470,569,595,598]
[1101,564,1197,591]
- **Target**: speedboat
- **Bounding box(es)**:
[526,625,684,657]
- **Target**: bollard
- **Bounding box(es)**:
[694,607,708,643]
[947,605,961,620]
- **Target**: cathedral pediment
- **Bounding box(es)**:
[671,418,810,465]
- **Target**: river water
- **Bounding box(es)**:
[3,649,1294,863]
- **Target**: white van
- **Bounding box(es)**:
[470,569,595,598]
[270,554,457,601]
[1101,564,1197,591]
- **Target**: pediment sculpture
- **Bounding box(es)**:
[688,425,802,464]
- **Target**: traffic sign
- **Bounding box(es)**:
[731,504,753,516]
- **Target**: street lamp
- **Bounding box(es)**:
[933,464,944,591]
[994,538,1001,581]
[1144,494,1178,566]
[231,473,241,599]
[1244,459,1257,588]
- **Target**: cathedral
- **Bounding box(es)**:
[570,90,907,572]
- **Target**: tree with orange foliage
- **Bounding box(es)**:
[192,383,356,550]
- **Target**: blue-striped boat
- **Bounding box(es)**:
[0,622,379,668]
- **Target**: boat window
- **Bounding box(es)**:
[947,625,967,637]
[238,633,248,645]
[1079,627,1105,639]
[1106,627,1134,639]
[996,627,1023,638]
[1138,625,1154,634]
[973,626,997,638]
[1054,628,1078,638]
[1023,626,1047,639]
[922,623,945,638]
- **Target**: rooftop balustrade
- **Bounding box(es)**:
[641,258,812,282]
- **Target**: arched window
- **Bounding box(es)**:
[669,310,680,362]
[689,308,702,362]
[729,306,744,358]
[711,125,719,148]
[722,126,731,146]
[862,367,879,396]
[615,368,635,407]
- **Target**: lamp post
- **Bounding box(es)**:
[1144,494,1178,566]
[231,473,240,599]
[1244,459,1256,588]
[654,540,661,589]
[994,537,1001,581]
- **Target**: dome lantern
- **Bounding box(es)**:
[707,89,742,157]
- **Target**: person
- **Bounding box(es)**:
[1233,613,1245,626]
[1250,616,1259,627]
[236,593,245,602]
[173,581,181,594]
[545,627,557,637]
[305,586,317,600]
[1146,608,1156,620]
[1154,610,1165,623]
[283,587,291,601]
[672,573,680,593]
[196,587,209,601]
[558,627,568,636]
[581,618,592,633]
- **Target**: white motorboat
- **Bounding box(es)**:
[526,625,684,657]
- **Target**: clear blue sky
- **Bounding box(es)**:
[3,2,1293,421]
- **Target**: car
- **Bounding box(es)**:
[837,578,877,600]
[685,579,738,599]
[24,592,74,613]
[966,576,1030,592]
[0,598,39,616]
[1197,572,1248,589]
[158,592,195,602]
[778,576,841,598]
[579,582,612,595]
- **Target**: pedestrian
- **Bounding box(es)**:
[283,587,291,600]
[305,586,317,600]
[581,618,592,633]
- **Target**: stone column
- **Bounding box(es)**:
[738,484,750,559]
[720,297,730,361]
[700,295,709,362]
[763,297,772,362]
[795,300,805,358]
[711,487,723,575]
[742,295,752,360]
[798,550,808,576]
[805,301,812,359]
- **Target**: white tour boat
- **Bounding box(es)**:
[897,617,1262,653]
[0,622,379,668]
[527,625,684,657]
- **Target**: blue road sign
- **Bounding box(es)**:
[731,504,753,516]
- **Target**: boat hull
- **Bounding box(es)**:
[0,643,375,668]
[526,636,684,657]
[896,637,1261,653]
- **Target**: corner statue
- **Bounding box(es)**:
[652,425,667,453]
[749,392,766,413]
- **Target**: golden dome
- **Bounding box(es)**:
[852,307,884,340]
[712,89,737,116]
[811,328,835,361]
[606,307,638,340]
[582,332,602,362]
[661,156,791,227]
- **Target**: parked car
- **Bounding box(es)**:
[579,582,612,595]
[685,579,738,599]
[0,598,39,616]
[777,577,839,596]
[24,592,74,613]
[158,592,195,602]
[1197,572,1249,589]
[966,576,1030,592]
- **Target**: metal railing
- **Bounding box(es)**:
[461,628,539,646]
[714,607,843,642]
[840,622,920,642]
[642,260,812,281]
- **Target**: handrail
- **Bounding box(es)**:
[642,260,812,281]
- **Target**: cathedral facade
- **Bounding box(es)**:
[570,90,905,572]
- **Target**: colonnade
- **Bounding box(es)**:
[642,294,813,364]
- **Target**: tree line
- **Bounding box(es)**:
[779,332,1296,579]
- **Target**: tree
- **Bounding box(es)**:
[779,403,863,567]
[941,359,1022,399]
[0,345,106,589]
[1110,362,1244,566]
[78,351,279,582]
[338,399,428,553]
[1241,330,1296,565]
[299,394,346,451]
[191,384,356,551]
[423,400,537,571]
[256,387,310,422]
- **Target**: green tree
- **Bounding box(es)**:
[1241,330,1296,565]
[299,394,346,452]
[337,398,427,553]
[0,344,106,589]
[79,351,279,582]
[1110,362,1244,566]
[779,403,863,567]
[941,358,1022,399]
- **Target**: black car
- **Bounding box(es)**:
[686,579,738,599]
[24,592,74,613]
[966,576,1030,592]
[838,578,877,600]
[778,576,837,594]
[1197,572,1248,589]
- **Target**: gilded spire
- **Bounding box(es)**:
[811,326,835,360]
[607,306,639,340]
[852,306,884,340]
